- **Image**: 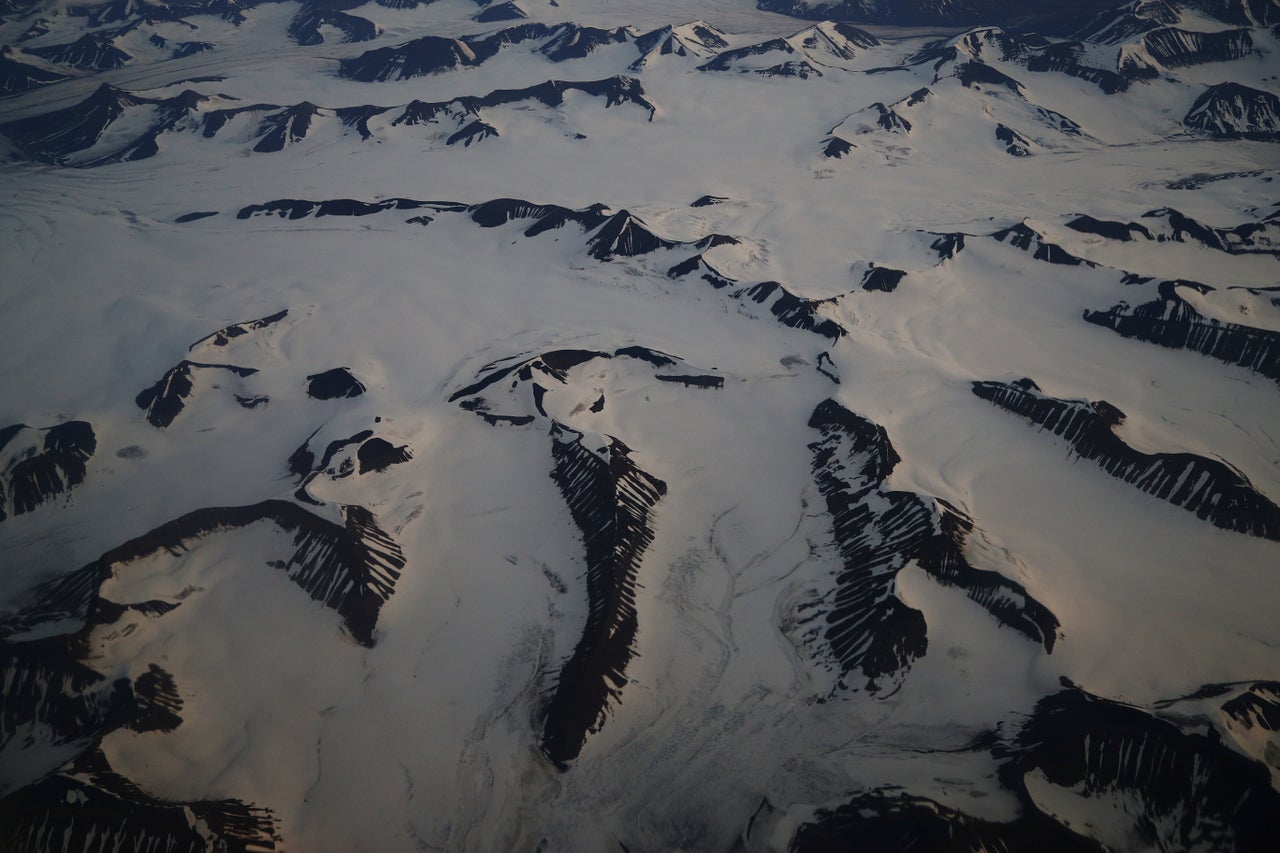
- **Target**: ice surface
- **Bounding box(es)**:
[1,0,1278,850]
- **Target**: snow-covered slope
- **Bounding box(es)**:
[1,1,1278,851]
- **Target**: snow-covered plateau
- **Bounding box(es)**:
[1,0,1279,850]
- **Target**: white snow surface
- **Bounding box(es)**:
[1,0,1279,850]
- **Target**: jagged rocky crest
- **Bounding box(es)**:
[1,421,96,522]
[0,748,281,853]
[1085,279,1280,387]
[450,346,687,767]
[540,424,666,769]
[188,308,288,352]
[1184,83,1280,141]
[227,195,848,341]
[6,500,405,647]
[795,678,1280,851]
[135,360,259,427]
[992,222,1094,265]
[0,76,655,167]
[803,399,1057,694]
[790,789,1103,852]
[973,378,1280,539]
[1066,207,1280,255]
[996,685,1280,852]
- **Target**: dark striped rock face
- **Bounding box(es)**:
[1,422,96,521]
[2,0,1278,848]
[804,399,1058,693]
[540,425,666,768]
[972,378,1280,539]
[1084,280,1280,386]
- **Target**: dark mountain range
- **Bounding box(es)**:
[973,377,1280,539]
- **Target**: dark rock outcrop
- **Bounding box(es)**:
[654,374,724,389]
[736,282,846,340]
[28,33,132,71]
[356,437,412,474]
[1084,280,1280,386]
[0,50,69,94]
[667,253,847,339]
[0,749,281,853]
[0,84,219,166]
[340,35,487,81]
[1066,214,1153,241]
[698,37,797,73]
[0,83,147,162]
[288,2,378,46]
[1184,83,1280,141]
[540,424,666,769]
[0,648,136,749]
[997,686,1280,852]
[1143,206,1280,254]
[450,346,688,768]
[955,60,1024,93]
[586,210,677,260]
[804,399,1057,693]
[307,367,365,400]
[474,1,527,23]
[1,421,96,521]
[757,1,1120,28]
[237,198,465,220]
[1,74,654,167]
[992,222,1093,265]
[447,119,498,146]
[821,135,854,157]
[973,377,1280,539]
[136,361,258,427]
[338,23,554,81]
[996,122,1034,155]
[7,500,405,647]
[630,22,729,69]
[791,789,1103,852]
[928,232,966,260]
[1140,26,1255,68]
[1222,682,1280,732]
[860,266,907,292]
[189,309,288,351]
[252,101,320,153]
[468,197,611,235]
[539,24,633,62]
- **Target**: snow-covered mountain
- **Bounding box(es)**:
[1,0,1278,850]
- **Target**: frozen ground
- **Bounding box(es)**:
[1,1,1279,850]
